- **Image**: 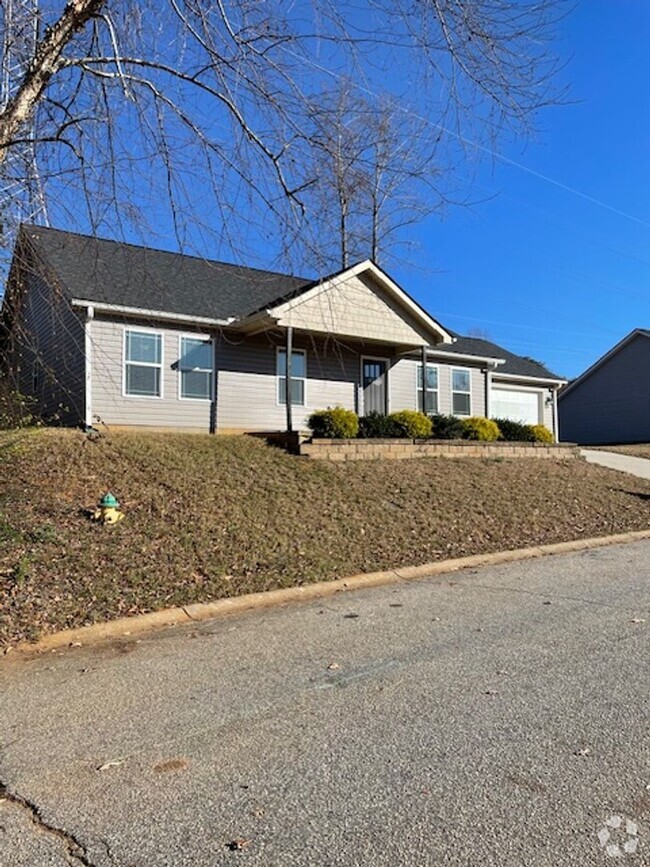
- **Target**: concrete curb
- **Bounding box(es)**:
[11,528,650,655]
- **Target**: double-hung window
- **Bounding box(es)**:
[417,363,438,413]
[179,336,212,400]
[124,329,162,397]
[451,368,471,416]
[277,348,306,405]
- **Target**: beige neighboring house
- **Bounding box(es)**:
[1,225,565,437]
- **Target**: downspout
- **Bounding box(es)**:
[285,326,293,433]
[209,333,217,434]
[485,364,493,419]
[84,305,94,429]
[421,345,428,414]
[552,388,559,442]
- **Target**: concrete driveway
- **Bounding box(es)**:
[1,541,649,866]
[582,449,650,480]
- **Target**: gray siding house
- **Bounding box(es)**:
[2,226,565,437]
[558,329,650,444]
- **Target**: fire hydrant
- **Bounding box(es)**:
[92,492,124,525]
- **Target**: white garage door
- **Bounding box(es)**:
[490,388,540,425]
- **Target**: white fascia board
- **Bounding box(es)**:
[558,329,648,399]
[71,299,235,328]
[267,260,454,345]
[492,372,567,387]
[426,348,506,366]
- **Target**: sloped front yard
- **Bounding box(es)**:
[1,429,650,646]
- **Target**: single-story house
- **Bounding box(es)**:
[558,329,650,444]
[1,225,565,437]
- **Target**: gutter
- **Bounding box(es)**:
[492,372,568,387]
[71,299,236,329]
[426,348,507,366]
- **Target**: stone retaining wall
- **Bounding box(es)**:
[300,438,580,462]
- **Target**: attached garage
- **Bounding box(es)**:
[490,387,540,425]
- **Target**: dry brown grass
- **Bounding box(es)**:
[1,428,650,646]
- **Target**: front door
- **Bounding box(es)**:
[362,359,388,414]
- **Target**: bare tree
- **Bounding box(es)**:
[0,0,569,277]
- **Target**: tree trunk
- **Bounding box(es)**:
[0,0,105,167]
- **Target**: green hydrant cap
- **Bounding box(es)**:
[100,492,120,508]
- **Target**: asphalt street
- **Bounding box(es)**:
[0,540,649,866]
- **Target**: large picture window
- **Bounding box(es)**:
[451,368,471,416]
[179,336,212,400]
[277,348,306,405]
[124,329,162,397]
[417,363,438,413]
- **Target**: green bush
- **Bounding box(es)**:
[461,416,501,441]
[531,424,554,444]
[0,376,35,430]
[388,410,433,439]
[358,411,402,439]
[308,406,359,439]
[493,418,536,442]
[430,414,466,440]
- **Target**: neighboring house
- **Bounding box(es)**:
[558,329,650,445]
[1,225,565,437]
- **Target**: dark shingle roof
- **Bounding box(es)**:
[439,335,563,380]
[22,225,312,320]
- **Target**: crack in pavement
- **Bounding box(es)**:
[0,781,100,866]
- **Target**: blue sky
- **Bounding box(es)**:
[35,1,649,381]
[395,1,650,378]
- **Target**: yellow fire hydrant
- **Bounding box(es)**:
[92,492,124,525]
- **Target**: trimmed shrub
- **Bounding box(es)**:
[461,416,501,441]
[388,410,433,439]
[430,414,466,440]
[358,411,402,439]
[531,424,554,444]
[308,406,359,439]
[493,418,536,443]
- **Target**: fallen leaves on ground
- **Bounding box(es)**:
[1,429,649,646]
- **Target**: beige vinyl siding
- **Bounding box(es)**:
[8,268,85,424]
[388,358,488,417]
[388,358,418,412]
[215,333,361,432]
[274,272,434,346]
[91,316,212,430]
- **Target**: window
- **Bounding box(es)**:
[179,336,212,400]
[417,363,438,413]
[451,368,471,416]
[124,329,162,397]
[277,348,306,405]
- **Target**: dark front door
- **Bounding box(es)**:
[363,359,388,414]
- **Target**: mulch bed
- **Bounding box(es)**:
[1,428,649,646]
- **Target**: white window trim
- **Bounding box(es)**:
[416,361,439,414]
[123,326,164,400]
[276,346,307,407]
[451,366,472,417]
[177,333,213,402]
[360,355,391,415]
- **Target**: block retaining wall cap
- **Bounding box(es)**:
[300,440,579,461]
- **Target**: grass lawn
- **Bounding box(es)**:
[593,444,650,460]
[1,428,650,646]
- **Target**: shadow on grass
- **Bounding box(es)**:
[614,488,650,502]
